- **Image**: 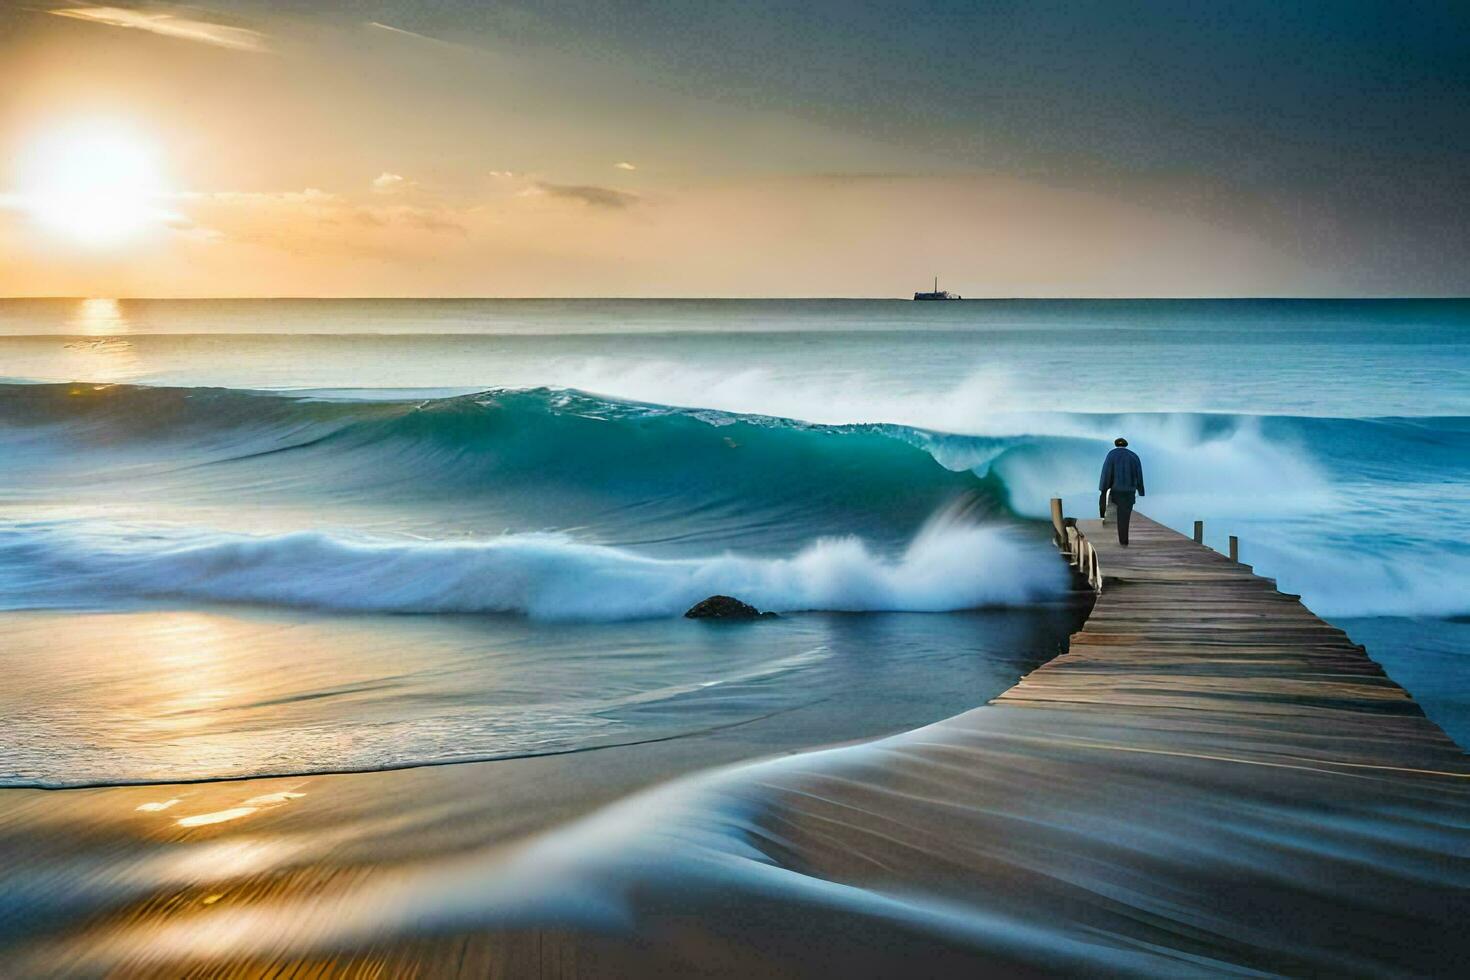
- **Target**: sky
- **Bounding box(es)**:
[0,0,1467,297]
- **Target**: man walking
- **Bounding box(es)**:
[1098,437,1145,546]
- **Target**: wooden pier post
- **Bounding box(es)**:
[1193,520,1204,544]
[1229,535,1239,562]
[1050,497,1065,547]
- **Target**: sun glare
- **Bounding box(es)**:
[16,121,169,247]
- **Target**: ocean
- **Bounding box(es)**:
[1,297,1466,787]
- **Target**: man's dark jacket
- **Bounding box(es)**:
[1099,447,1146,496]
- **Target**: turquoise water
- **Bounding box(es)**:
[0,298,1464,782]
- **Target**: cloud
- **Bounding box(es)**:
[532,182,639,209]
[49,5,268,52]
[614,162,637,171]
[172,186,468,252]
[806,172,926,183]
[372,172,409,193]
[488,171,516,179]
[392,207,466,235]
[367,21,456,47]
[164,215,225,242]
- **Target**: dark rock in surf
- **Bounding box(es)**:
[684,595,777,620]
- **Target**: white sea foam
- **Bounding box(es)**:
[497,360,1340,518]
[535,358,1033,433]
[0,508,1067,621]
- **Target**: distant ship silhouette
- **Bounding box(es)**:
[913,276,961,300]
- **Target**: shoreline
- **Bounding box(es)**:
[0,601,1085,972]
[0,698,832,793]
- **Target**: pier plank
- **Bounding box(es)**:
[1005,512,1466,761]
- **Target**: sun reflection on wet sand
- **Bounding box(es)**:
[175,787,307,829]
[163,837,307,883]
[243,791,306,806]
[177,806,259,828]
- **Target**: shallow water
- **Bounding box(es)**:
[0,605,1079,786]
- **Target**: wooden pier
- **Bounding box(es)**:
[1036,504,1461,727]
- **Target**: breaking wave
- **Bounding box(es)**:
[1,381,1466,618]
[0,506,1065,620]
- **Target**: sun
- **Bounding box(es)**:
[15,120,170,248]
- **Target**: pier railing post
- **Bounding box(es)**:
[1193,520,1204,544]
[1050,497,1065,548]
[1229,535,1239,562]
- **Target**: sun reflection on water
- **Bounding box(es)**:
[69,297,130,335]
[144,615,238,731]
[62,298,139,382]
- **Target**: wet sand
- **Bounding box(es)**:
[5,517,1469,976]
[0,675,987,975]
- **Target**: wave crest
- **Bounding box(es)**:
[0,506,1068,620]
